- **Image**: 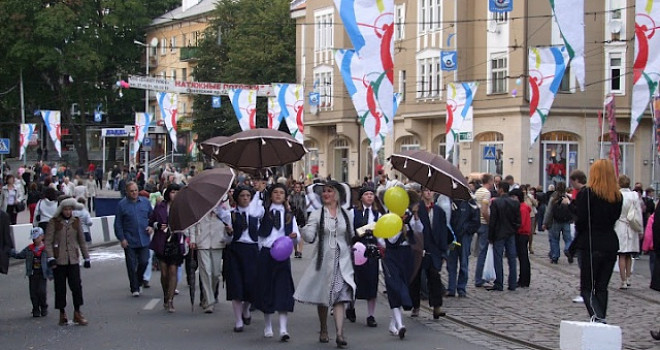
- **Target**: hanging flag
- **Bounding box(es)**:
[280,84,305,143]
[333,0,394,125]
[309,92,320,116]
[40,110,62,157]
[157,92,179,152]
[133,112,151,160]
[604,94,620,176]
[631,0,660,136]
[489,0,513,12]
[446,82,479,159]
[228,89,257,131]
[267,95,283,131]
[94,104,103,123]
[528,46,569,145]
[336,49,389,156]
[19,124,36,160]
[549,0,585,91]
[441,51,458,71]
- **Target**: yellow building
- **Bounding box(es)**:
[291,0,657,190]
[142,0,214,159]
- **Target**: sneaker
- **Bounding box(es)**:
[132,291,140,297]
[457,293,467,298]
[410,308,419,317]
[142,280,150,288]
[619,281,628,290]
[572,295,584,303]
[203,306,214,314]
[174,289,180,295]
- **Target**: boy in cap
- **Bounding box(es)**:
[12,227,53,317]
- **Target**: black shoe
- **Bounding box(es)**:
[346,308,356,323]
[651,330,660,340]
[233,326,244,333]
[398,327,406,340]
[485,286,503,291]
[433,306,446,319]
[280,333,290,342]
[142,280,150,288]
[40,307,48,317]
[32,309,41,317]
[336,335,347,348]
[242,316,251,325]
[567,254,574,264]
[366,316,377,327]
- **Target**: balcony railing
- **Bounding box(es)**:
[180,47,199,62]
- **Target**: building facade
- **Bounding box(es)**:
[291,0,657,190]
[142,0,214,160]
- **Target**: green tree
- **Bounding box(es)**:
[192,0,296,140]
[0,0,171,166]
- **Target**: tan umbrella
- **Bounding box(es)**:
[388,150,471,200]
[169,167,235,233]
[199,129,307,169]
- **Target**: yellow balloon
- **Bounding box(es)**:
[373,213,404,239]
[384,186,409,216]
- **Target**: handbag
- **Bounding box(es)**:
[482,244,496,282]
[15,200,26,212]
[34,201,41,222]
[626,198,642,233]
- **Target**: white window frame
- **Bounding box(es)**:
[418,0,441,34]
[171,69,177,81]
[395,4,406,41]
[400,136,420,152]
[606,50,625,95]
[160,38,167,55]
[314,8,333,52]
[170,36,177,53]
[489,53,508,94]
[398,70,407,101]
[416,50,441,99]
[314,66,333,110]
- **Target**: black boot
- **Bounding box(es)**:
[346,307,356,323]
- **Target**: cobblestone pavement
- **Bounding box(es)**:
[413,230,660,350]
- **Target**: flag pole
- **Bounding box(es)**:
[651,97,657,190]
[599,95,607,157]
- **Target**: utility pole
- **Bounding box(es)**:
[19,69,26,165]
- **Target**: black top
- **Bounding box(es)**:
[573,187,623,254]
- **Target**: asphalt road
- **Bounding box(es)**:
[0,244,491,350]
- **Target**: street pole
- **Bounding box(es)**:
[19,69,26,165]
[145,44,150,181]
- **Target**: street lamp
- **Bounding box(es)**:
[134,38,159,180]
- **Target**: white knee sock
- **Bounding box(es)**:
[279,312,288,335]
[232,300,243,327]
[367,299,376,317]
[264,313,273,336]
[242,302,251,319]
[392,307,404,329]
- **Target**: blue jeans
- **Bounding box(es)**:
[493,235,517,290]
[549,222,572,261]
[124,246,150,293]
[474,224,490,286]
[447,232,474,296]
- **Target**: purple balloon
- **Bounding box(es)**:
[270,236,294,261]
[353,242,367,266]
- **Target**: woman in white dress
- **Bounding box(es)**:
[615,175,643,289]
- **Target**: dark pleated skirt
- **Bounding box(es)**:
[225,242,259,302]
[254,248,295,313]
[354,257,379,300]
[383,245,413,309]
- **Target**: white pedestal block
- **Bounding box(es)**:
[560,320,622,350]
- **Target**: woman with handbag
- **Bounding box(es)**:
[615,175,643,289]
[1,174,25,225]
[34,188,59,231]
[148,184,182,313]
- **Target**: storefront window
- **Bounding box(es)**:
[305,141,319,176]
[365,146,385,178]
[599,134,634,179]
[477,132,504,175]
[334,138,349,182]
[542,132,579,190]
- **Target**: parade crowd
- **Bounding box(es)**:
[1,158,660,346]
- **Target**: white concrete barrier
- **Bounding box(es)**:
[9,215,118,249]
[560,320,622,350]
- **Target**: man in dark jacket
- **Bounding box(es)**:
[447,198,480,297]
[488,182,520,291]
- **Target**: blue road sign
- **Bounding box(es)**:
[483,146,496,160]
[0,138,10,155]
[143,137,152,147]
[212,96,222,108]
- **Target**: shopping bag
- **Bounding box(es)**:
[482,243,496,282]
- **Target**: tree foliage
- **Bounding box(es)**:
[192,0,296,140]
[0,0,174,166]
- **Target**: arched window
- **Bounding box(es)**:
[305,141,319,175]
[398,135,420,152]
[599,133,634,179]
[476,132,504,175]
[541,131,579,190]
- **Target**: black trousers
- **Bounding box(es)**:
[409,257,444,309]
[29,271,48,311]
[53,264,83,310]
[6,204,17,225]
[579,249,616,320]
[515,235,531,287]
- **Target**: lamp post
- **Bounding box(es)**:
[134,38,158,180]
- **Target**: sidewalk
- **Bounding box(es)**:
[435,230,660,350]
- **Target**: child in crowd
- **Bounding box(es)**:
[12,227,53,317]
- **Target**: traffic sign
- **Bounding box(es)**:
[483,146,496,160]
[0,138,10,155]
[143,137,152,151]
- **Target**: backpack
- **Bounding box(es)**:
[552,197,572,223]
